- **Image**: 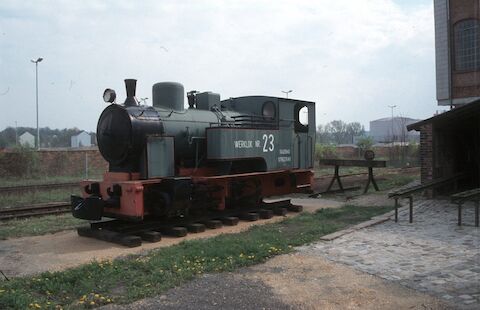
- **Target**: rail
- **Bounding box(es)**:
[0,202,70,221]
[0,182,78,194]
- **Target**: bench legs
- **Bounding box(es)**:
[456,202,479,227]
[393,197,413,223]
[326,165,344,192]
[458,203,462,226]
[409,196,413,223]
[476,200,479,227]
[394,198,398,222]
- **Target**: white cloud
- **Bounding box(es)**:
[0,0,435,131]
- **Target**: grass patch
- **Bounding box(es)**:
[377,174,418,191]
[0,205,393,309]
[0,214,85,240]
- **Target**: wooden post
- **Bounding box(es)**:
[409,196,413,223]
[475,200,479,227]
[326,165,344,192]
[364,166,380,194]
[394,198,398,222]
[458,203,462,226]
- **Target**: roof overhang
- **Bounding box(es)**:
[407,99,480,131]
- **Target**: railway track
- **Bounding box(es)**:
[0,182,78,194]
[0,202,70,221]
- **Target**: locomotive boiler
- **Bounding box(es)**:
[72,79,315,221]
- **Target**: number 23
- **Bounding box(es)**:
[262,134,274,152]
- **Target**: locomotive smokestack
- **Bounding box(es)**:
[124,79,138,106]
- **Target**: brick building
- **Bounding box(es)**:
[435,0,480,106]
[408,0,480,189]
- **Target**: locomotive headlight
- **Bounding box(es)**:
[103,88,116,103]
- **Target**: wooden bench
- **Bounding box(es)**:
[317,158,386,194]
[451,188,480,227]
[388,174,464,223]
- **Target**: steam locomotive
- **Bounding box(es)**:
[71,79,315,221]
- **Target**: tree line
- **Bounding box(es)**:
[317,120,366,144]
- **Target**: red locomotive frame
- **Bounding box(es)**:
[80,168,313,221]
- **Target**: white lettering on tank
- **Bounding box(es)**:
[278,156,291,163]
[234,140,253,148]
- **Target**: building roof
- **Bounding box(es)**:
[371,116,421,123]
[73,131,90,137]
[407,99,480,131]
[20,131,34,137]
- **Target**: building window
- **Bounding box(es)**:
[454,19,480,71]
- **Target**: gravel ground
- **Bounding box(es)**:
[101,272,292,310]
[102,253,450,310]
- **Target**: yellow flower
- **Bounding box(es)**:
[94,294,100,298]
[90,301,95,305]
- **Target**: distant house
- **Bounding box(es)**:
[369,117,421,143]
[71,131,92,148]
[19,132,35,147]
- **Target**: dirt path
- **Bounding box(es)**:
[248,253,450,309]
[104,253,450,310]
[0,197,342,277]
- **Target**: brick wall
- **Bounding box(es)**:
[0,147,108,178]
[450,0,480,99]
[37,148,108,177]
[419,124,434,183]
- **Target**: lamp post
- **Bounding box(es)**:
[15,121,18,146]
[388,105,397,143]
[31,57,43,150]
[281,90,292,99]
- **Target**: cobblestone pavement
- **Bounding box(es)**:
[300,199,480,309]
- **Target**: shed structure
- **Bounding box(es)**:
[408,100,480,191]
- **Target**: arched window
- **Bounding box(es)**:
[454,19,480,71]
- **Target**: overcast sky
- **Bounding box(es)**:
[0,0,438,132]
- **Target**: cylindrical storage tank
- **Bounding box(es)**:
[152,82,185,111]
